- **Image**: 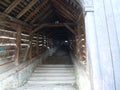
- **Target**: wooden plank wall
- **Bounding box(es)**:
[0,18,48,67]
[70,16,86,63]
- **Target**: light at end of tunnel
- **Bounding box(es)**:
[65,40,68,43]
[47,47,50,49]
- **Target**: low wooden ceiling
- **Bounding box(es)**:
[0,0,82,40]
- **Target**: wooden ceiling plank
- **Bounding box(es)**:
[31,5,51,24]
[4,0,22,14]
[16,0,38,19]
[25,0,49,22]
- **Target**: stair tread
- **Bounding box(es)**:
[29,76,75,80]
[38,65,73,66]
[26,65,76,86]
[36,67,74,70]
[34,70,74,73]
[32,73,74,77]
[28,80,75,85]
[16,84,77,90]
[38,65,73,68]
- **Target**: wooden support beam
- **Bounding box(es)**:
[36,34,39,55]
[57,0,79,15]
[0,1,8,7]
[23,33,33,61]
[33,24,46,33]
[16,0,38,19]
[31,5,51,24]
[33,23,76,33]
[0,20,31,34]
[77,12,83,23]
[15,25,21,65]
[38,10,53,23]
[64,24,76,35]
[28,34,33,60]
[55,9,75,22]
[25,0,49,22]
[53,3,76,22]
[53,0,77,21]
[4,0,22,14]
[71,0,81,8]
[0,13,31,33]
[0,12,31,27]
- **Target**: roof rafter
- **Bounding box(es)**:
[31,4,51,24]
[16,0,38,19]
[57,0,79,15]
[25,0,49,22]
[52,0,77,22]
[4,0,23,14]
[54,7,76,23]
[53,0,78,18]
[36,10,53,23]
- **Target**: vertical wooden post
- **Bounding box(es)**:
[15,25,21,65]
[43,35,45,51]
[29,34,33,60]
[36,34,39,55]
[23,33,33,61]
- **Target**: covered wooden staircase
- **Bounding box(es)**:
[0,0,88,90]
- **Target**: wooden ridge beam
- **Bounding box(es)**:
[25,0,49,22]
[4,0,23,14]
[16,0,38,19]
[31,5,51,24]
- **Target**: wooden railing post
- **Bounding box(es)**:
[28,34,33,60]
[15,25,21,65]
[36,34,39,55]
[23,33,32,61]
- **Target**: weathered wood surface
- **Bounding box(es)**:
[14,25,21,65]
